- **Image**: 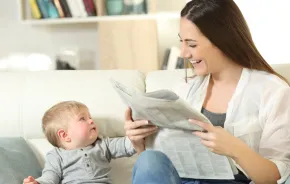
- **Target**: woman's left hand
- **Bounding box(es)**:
[189,119,246,159]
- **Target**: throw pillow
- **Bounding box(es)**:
[0,137,42,184]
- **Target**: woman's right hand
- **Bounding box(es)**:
[124,107,158,153]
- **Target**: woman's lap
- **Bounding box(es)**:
[132,150,249,184]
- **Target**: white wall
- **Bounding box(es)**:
[235,0,290,64]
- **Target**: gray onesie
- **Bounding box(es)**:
[36,137,136,184]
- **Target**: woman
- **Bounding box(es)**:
[124,0,290,184]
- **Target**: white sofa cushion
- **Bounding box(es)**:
[145,69,187,92]
[20,70,145,139]
[145,64,290,93]
[0,73,26,137]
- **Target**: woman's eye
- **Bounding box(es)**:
[189,45,196,48]
[80,117,85,121]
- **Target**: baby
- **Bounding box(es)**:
[23,101,136,184]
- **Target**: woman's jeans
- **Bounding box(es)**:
[132,150,249,184]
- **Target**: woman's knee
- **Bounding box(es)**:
[133,150,181,184]
[134,150,172,171]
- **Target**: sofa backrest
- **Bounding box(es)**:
[2,64,289,138]
[1,64,290,145]
[146,63,290,92]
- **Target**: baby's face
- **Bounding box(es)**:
[67,108,98,148]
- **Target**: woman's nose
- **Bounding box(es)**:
[180,44,191,59]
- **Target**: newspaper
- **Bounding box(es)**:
[111,79,237,180]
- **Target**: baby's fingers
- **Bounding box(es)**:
[23,176,35,183]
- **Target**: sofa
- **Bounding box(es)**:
[1,64,290,184]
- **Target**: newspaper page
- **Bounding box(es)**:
[111,79,236,179]
[146,129,235,179]
[111,79,210,131]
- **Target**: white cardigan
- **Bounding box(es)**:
[174,68,290,183]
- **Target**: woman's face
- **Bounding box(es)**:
[179,17,227,76]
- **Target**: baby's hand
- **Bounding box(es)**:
[23,176,38,184]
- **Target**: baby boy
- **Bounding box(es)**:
[23,101,136,184]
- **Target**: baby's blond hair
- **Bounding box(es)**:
[42,101,88,147]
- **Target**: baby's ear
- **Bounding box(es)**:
[57,129,71,142]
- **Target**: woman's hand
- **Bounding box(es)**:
[125,107,158,153]
[190,119,281,183]
[189,119,246,159]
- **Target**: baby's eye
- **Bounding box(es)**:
[80,117,85,121]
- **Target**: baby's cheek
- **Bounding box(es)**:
[78,126,89,138]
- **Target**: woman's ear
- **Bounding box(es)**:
[57,129,71,142]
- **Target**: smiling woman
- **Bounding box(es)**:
[124,1,290,184]
[179,0,288,84]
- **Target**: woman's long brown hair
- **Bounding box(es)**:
[181,0,289,85]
